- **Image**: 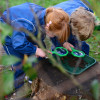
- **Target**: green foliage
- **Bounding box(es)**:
[0,23,12,44]
[23,63,32,71]
[88,0,100,17]
[1,55,20,66]
[95,16,100,30]
[2,70,14,95]
[86,31,100,61]
[82,0,100,62]
[27,55,37,63]
[91,80,100,100]
[70,96,78,100]
[23,55,38,80]
[0,70,14,97]
[23,63,37,81]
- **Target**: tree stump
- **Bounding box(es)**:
[31,59,100,100]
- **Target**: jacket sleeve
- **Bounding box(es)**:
[11,20,37,56]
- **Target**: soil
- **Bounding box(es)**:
[61,55,88,68]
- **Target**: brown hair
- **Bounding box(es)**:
[70,7,95,41]
[45,7,70,43]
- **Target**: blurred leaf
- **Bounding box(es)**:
[24,67,37,81]
[1,55,20,66]
[23,63,32,71]
[70,96,78,100]
[23,55,37,65]
[23,62,37,80]
[93,36,97,40]
[91,80,100,100]
[0,23,12,35]
[23,55,28,65]
[3,70,14,95]
[1,34,6,44]
[0,23,12,43]
[27,55,37,63]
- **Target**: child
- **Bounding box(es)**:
[0,3,70,88]
[54,0,96,55]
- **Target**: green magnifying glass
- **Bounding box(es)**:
[51,47,85,57]
[71,47,85,57]
[51,47,68,57]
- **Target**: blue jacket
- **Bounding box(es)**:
[0,3,47,59]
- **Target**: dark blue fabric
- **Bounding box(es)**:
[3,44,24,59]
[81,41,89,55]
[14,72,25,89]
[50,37,61,47]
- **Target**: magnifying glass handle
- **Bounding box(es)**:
[70,47,75,51]
[51,51,55,54]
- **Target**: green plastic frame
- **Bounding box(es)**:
[53,54,97,75]
[51,47,85,57]
[51,47,68,57]
[71,47,85,57]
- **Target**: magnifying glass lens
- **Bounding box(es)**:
[56,48,67,55]
[73,51,83,56]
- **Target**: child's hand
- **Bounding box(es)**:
[46,50,52,54]
[63,42,74,51]
[35,48,46,58]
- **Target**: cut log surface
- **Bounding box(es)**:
[35,59,100,95]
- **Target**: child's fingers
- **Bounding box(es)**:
[35,55,39,58]
[69,43,74,48]
[68,47,72,52]
[47,50,52,54]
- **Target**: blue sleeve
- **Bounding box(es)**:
[0,17,5,23]
[81,41,89,55]
[12,30,37,55]
[83,0,93,13]
[0,10,7,23]
[11,21,37,55]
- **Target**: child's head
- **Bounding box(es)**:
[45,7,70,43]
[70,7,95,41]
